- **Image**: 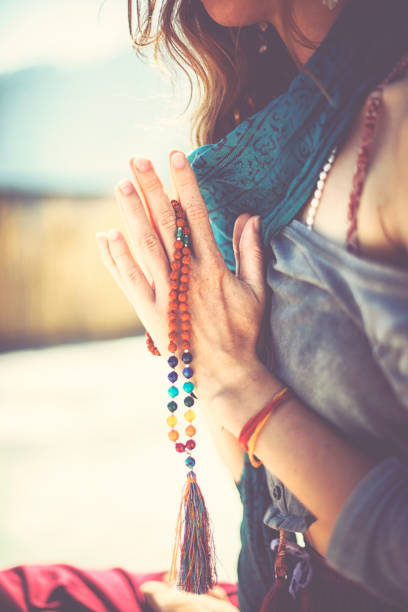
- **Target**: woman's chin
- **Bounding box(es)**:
[200,0,266,28]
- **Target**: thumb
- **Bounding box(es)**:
[238,215,265,303]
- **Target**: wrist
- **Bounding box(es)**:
[204,360,284,438]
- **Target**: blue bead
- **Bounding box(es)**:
[183,382,194,393]
[182,352,193,364]
[168,386,179,398]
[167,401,177,412]
[168,355,178,368]
[184,396,194,407]
[185,456,195,468]
[168,371,178,383]
[182,367,193,379]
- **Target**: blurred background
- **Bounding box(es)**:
[0,0,241,581]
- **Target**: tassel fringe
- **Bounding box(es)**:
[169,471,217,594]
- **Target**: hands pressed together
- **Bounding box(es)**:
[96,151,267,404]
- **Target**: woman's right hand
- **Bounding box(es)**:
[140,580,238,612]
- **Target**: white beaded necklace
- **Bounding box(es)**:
[305,146,338,230]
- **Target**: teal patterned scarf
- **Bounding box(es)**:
[187,0,408,271]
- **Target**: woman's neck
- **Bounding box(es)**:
[266,0,349,65]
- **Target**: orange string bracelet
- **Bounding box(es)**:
[238,387,292,468]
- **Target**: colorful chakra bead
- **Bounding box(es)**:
[183,367,193,379]
[167,415,178,427]
[184,396,194,407]
[186,425,196,437]
[182,352,193,364]
[168,371,178,383]
[184,409,196,422]
[185,456,195,468]
[186,439,196,451]
[168,356,178,368]
[183,381,194,393]
[175,443,185,453]
[168,386,179,397]
[167,401,177,412]
[168,429,179,442]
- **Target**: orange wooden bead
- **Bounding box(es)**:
[179,303,189,312]
[170,270,179,280]
[181,321,191,330]
[170,280,178,290]
[169,290,178,301]
[176,218,185,227]
[180,274,189,284]
[174,240,183,250]
[184,227,191,235]
[168,429,179,442]
[174,251,182,259]
[182,247,190,255]
[185,425,196,437]
[168,312,177,321]
[171,261,181,271]
[181,265,189,274]
[178,293,187,302]
[169,321,177,331]
[181,340,191,350]
[168,331,177,341]
[182,256,191,264]
[169,300,178,311]
[179,284,188,293]
[181,312,190,320]
[168,342,177,352]
[181,331,190,340]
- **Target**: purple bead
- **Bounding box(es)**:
[168,355,178,368]
[168,371,178,383]
[182,366,193,379]
[182,352,193,364]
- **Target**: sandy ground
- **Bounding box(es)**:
[0,337,241,582]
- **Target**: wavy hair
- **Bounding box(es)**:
[127,1,322,146]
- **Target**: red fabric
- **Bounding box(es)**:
[0,564,239,612]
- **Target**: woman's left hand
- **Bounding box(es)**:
[96,151,266,403]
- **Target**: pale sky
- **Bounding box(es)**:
[0,0,132,73]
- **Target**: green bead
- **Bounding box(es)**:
[183,382,194,393]
[176,227,184,240]
[168,386,179,398]
[184,396,194,407]
[167,401,177,412]
[183,235,191,247]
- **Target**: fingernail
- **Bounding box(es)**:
[171,151,186,169]
[107,229,120,241]
[133,157,151,172]
[119,180,135,196]
[95,231,107,240]
[254,216,261,231]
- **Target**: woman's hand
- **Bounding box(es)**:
[96,151,266,403]
[140,580,238,612]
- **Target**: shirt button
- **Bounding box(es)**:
[272,485,282,501]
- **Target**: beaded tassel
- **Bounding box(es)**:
[145,199,217,594]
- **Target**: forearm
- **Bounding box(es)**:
[201,407,244,484]
[207,360,377,555]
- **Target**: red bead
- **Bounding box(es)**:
[176,218,185,227]
[169,321,177,331]
[181,331,190,340]
[182,247,190,255]
[168,312,177,321]
[175,443,185,453]
[181,312,190,321]
[170,280,178,290]
[180,274,189,284]
[178,293,187,302]
[174,240,183,250]
[182,256,191,264]
[181,340,191,350]
[186,439,196,451]
[179,283,188,293]
[171,261,181,271]
[168,331,177,341]
[174,251,182,259]
[183,227,191,235]
[169,290,177,301]
[181,265,189,274]
[179,303,188,312]
[181,321,191,330]
[168,342,177,352]
[170,270,179,280]
[169,300,178,311]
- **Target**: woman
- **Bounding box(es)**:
[1,0,407,610]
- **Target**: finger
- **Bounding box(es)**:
[169,149,223,263]
[96,231,127,294]
[238,215,265,305]
[130,157,177,258]
[116,179,170,293]
[106,228,155,308]
[232,213,251,277]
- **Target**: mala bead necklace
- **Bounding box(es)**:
[145,199,216,595]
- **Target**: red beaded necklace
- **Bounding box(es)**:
[145,199,216,594]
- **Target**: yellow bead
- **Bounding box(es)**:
[184,409,196,422]
[167,415,177,427]
[168,429,179,442]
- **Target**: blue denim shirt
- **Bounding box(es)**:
[256,219,408,608]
